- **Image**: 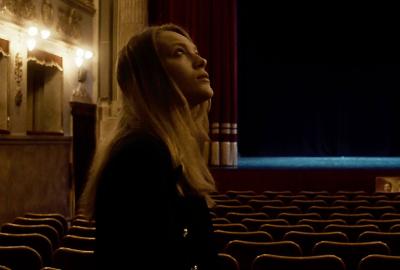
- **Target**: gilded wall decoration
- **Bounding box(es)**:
[41,0,54,25]
[14,53,23,106]
[1,0,36,20]
[61,0,95,13]
[57,7,82,40]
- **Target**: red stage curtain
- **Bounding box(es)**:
[148,0,238,167]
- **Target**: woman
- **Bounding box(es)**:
[79,24,218,269]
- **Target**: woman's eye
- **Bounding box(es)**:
[174,48,185,56]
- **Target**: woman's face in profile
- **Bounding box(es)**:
[157,30,213,106]
[384,183,392,192]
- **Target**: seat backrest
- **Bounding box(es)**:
[24,213,68,233]
[332,200,370,210]
[213,223,248,232]
[0,245,43,270]
[357,219,400,232]
[312,241,390,270]
[290,200,328,211]
[0,232,53,266]
[277,212,322,225]
[390,224,400,232]
[354,206,396,218]
[275,195,307,204]
[260,206,302,218]
[226,190,256,198]
[236,195,267,204]
[358,254,400,270]
[213,205,255,217]
[374,192,400,200]
[248,199,284,210]
[67,226,96,238]
[225,212,269,223]
[212,217,231,224]
[1,223,59,249]
[225,240,302,270]
[242,218,288,231]
[214,199,243,206]
[216,253,239,270]
[70,219,96,228]
[354,195,389,203]
[324,224,380,241]
[263,190,292,198]
[61,235,95,251]
[335,190,367,199]
[210,194,230,200]
[329,212,374,224]
[252,254,345,270]
[358,231,400,255]
[53,247,95,270]
[213,230,272,252]
[298,190,329,198]
[259,224,314,240]
[314,195,347,204]
[298,219,346,232]
[283,231,349,256]
[307,206,349,218]
[375,200,400,209]
[14,217,64,238]
[380,213,400,220]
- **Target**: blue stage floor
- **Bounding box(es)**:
[238,157,400,170]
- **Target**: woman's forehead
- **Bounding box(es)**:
[157,31,195,50]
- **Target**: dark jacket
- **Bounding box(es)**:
[94,133,218,269]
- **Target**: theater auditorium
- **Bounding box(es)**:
[1,1,400,269]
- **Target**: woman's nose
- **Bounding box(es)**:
[193,54,207,68]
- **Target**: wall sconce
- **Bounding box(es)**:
[72,47,94,103]
[26,26,51,51]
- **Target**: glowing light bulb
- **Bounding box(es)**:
[40,29,51,39]
[84,50,93,59]
[76,48,84,58]
[28,26,38,36]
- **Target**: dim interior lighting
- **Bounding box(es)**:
[40,29,51,39]
[84,50,93,59]
[28,26,38,36]
[27,38,36,51]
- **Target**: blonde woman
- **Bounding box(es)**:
[79,24,218,269]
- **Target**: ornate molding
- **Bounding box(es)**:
[14,52,23,107]
[41,0,55,26]
[1,0,37,20]
[61,0,95,15]
[57,6,82,40]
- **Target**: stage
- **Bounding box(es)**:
[211,157,400,193]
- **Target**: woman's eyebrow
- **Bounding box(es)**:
[171,42,197,52]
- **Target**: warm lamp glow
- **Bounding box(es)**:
[75,57,84,67]
[40,29,51,39]
[76,48,84,58]
[27,26,38,36]
[27,38,36,51]
[84,50,93,59]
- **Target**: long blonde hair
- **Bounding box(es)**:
[79,24,216,218]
